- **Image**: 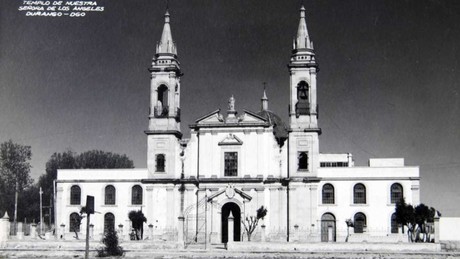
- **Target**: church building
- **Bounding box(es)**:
[55,6,420,244]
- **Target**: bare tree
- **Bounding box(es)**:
[243,206,267,241]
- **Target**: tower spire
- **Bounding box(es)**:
[157,8,177,55]
[294,6,312,50]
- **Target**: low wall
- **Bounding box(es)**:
[439,218,460,241]
[227,242,441,253]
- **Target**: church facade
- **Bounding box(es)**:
[55,7,420,243]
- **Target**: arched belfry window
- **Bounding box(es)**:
[295,81,310,116]
[390,183,403,204]
[354,212,367,233]
[132,185,143,205]
[322,184,334,204]
[105,185,116,205]
[298,152,309,170]
[155,85,169,117]
[70,185,81,205]
[353,183,366,204]
[156,154,165,172]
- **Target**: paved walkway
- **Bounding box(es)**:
[1,241,460,258]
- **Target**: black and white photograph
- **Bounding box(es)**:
[1,0,460,258]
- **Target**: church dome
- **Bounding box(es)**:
[257,110,288,147]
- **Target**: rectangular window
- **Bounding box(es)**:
[298,152,309,170]
[224,152,238,176]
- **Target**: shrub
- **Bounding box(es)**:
[97,227,124,257]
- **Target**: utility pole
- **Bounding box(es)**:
[39,187,43,235]
[14,180,18,235]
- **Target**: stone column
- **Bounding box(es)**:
[434,211,440,243]
[0,212,10,247]
[16,222,24,240]
[228,211,234,243]
[118,224,123,240]
[177,216,185,248]
[60,224,66,239]
[148,224,154,240]
[261,224,266,242]
[294,224,299,242]
[30,223,37,239]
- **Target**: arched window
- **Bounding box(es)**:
[132,185,143,205]
[105,185,116,205]
[104,213,115,233]
[295,81,310,116]
[70,185,81,205]
[321,213,336,242]
[322,184,334,204]
[297,81,309,101]
[69,212,81,232]
[156,154,165,172]
[390,183,403,204]
[298,152,309,170]
[354,212,367,233]
[353,183,366,204]
[157,85,168,106]
[155,85,169,117]
[391,213,399,233]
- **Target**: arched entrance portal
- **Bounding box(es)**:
[321,213,336,242]
[221,202,241,243]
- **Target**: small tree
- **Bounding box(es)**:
[128,210,146,240]
[345,219,354,242]
[395,198,440,242]
[243,206,267,241]
[70,207,86,240]
[97,227,124,257]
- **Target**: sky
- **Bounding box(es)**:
[1,0,459,216]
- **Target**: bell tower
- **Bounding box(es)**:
[288,6,320,177]
[145,9,183,178]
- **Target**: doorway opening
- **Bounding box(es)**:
[221,202,241,243]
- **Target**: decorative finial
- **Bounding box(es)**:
[261,83,268,111]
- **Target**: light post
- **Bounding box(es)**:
[39,187,43,235]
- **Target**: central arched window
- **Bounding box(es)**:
[104,213,115,233]
[322,184,335,204]
[70,185,81,205]
[353,183,366,204]
[390,183,403,204]
[105,185,116,205]
[156,154,165,172]
[298,152,309,170]
[131,185,143,205]
[354,212,367,233]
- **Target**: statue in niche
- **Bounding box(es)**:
[228,95,235,111]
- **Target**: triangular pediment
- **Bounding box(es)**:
[239,110,268,124]
[218,133,243,146]
[207,185,252,201]
[195,109,224,124]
